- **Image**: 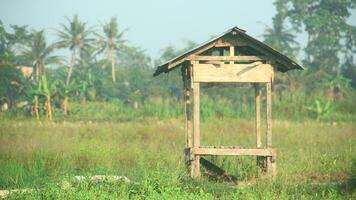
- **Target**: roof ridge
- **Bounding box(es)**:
[232,26,246,33]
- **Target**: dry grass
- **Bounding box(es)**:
[0,118,355,199]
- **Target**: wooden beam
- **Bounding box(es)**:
[192,147,276,156]
[182,65,193,150]
[266,82,272,147]
[214,40,233,47]
[167,41,220,69]
[191,63,201,178]
[255,83,262,148]
[229,46,235,64]
[187,55,266,61]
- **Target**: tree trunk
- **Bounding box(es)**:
[39,62,44,80]
[35,63,40,81]
[111,49,116,83]
[61,96,68,115]
[46,96,52,121]
[66,49,76,86]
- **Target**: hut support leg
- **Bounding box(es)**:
[191,82,201,178]
[255,83,265,175]
[182,67,193,170]
[266,82,276,178]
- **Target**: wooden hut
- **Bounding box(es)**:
[153,27,303,179]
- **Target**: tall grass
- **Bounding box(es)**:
[3,89,355,122]
[0,119,355,199]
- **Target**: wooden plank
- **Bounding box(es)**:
[192,147,276,156]
[255,83,262,148]
[182,65,193,150]
[266,82,272,147]
[193,63,274,83]
[191,65,201,178]
[213,39,248,47]
[182,67,188,149]
[214,40,233,47]
[267,156,277,178]
[188,55,266,61]
[265,82,276,178]
[167,41,220,69]
[229,46,235,64]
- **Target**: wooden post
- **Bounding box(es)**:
[255,83,265,175]
[266,82,272,147]
[255,83,262,148]
[182,66,193,165]
[191,75,201,178]
[229,46,235,64]
[266,82,276,177]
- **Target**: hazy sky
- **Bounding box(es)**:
[0,0,355,59]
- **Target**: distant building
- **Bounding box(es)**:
[17,66,33,78]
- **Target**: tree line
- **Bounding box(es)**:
[0,0,355,121]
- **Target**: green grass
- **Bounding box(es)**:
[3,91,355,123]
[0,118,355,199]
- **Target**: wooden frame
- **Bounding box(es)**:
[181,57,277,179]
[155,27,303,181]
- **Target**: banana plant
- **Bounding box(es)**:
[38,75,58,121]
[25,81,42,120]
[58,79,77,115]
[77,69,97,102]
[306,99,333,120]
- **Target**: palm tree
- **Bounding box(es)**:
[56,15,94,85]
[97,17,125,83]
[21,30,59,81]
[262,0,299,59]
[263,21,299,59]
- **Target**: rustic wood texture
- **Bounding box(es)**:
[167,41,220,69]
[192,147,276,156]
[266,82,272,147]
[255,83,262,148]
[154,27,303,77]
[183,66,193,149]
[151,27,304,181]
[191,63,201,178]
[229,46,235,64]
[265,82,276,178]
[188,55,266,61]
[182,65,193,167]
[193,63,273,83]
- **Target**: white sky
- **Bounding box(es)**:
[0,0,355,61]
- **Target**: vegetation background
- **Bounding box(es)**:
[0,0,355,199]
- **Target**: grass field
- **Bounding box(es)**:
[0,118,355,199]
